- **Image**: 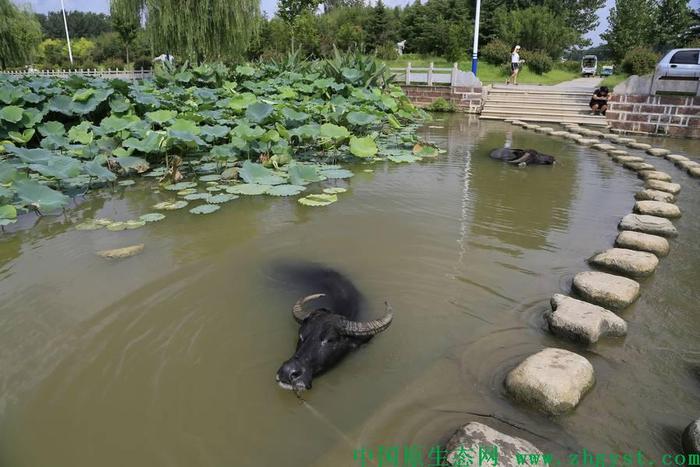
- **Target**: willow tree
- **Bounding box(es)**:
[0,0,43,69]
[110,0,260,63]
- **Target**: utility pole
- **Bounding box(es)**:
[60,0,74,65]
[471,0,481,75]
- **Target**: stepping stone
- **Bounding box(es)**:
[572,272,640,310]
[565,133,583,141]
[634,200,681,218]
[634,189,676,203]
[679,161,700,172]
[505,348,595,415]
[608,149,629,157]
[589,248,659,277]
[627,142,652,150]
[646,148,671,157]
[535,126,554,133]
[682,420,700,456]
[665,154,689,163]
[639,170,672,182]
[511,120,525,126]
[613,155,644,163]
[616,230,670,257]
[550,130,569,136]
[445,422,546,467]
[96,244,145,259]
[592,143,616,151]
[690,167,700,178]
[675,159,698,169]
[619,213,678,238]
[623,162,655,172]
[577,138,599,145]
[585,130,605,138]
[609,136,636,144]
[546,294,627,343]
[528,124,541,130]
[645,179,681,195]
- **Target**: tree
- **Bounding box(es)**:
[110,0,261,63]
[367,0,389,49]
[110,5,140,64]
[653,0,693,51]
[602,0,655,60]
[35,11,112,39]
[278,0,321,24]
[0,0,42,69]
[495,6,578,58]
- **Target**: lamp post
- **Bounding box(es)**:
[60,0,74,65]
[471,0,481,75]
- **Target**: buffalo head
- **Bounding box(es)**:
[276,293,393,391]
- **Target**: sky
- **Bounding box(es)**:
[18,0,700,47]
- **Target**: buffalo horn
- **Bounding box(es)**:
[338,301,393,337]
[292,293,326,322]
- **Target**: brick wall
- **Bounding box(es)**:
[400,85,483,113]
[607,94,700,138]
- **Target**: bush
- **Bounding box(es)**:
[523,50,553,74]
[481,39,511,66]
[376,43,399,61]
[426,97,455,112]
[621,47,659,75]
[555,60,580,73]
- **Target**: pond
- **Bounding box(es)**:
[0,116,698,466]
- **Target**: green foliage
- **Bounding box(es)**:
[375,43,399,61]
[653,0,694,51]
[602,0,655,60]
[278,0,321,24]
[495,6,578,59]
[621,47,659,75]
[0,0,43,69]
[426,97,455,112]
[36,11,112,39]
[481,39,511,66]
[555,60,581,73]
[523,50,553,74]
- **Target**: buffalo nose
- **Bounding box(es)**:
[279,360,305,383]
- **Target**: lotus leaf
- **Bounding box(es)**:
[347,111,378,126]
[190,204,220,214]
[320,169,354,179]
[68,123,94,145]
[225,183,272,195]
[84,160,117,182]
[114,156,150,174]
[8,129,35,144]
[228,93,257,110]
[0,204,17,220]
[107,221,127,231]
[73,88,95,102]
[319,123,350,140]
[109,96,130,113]
[413,144,439,158]
[21,108,45,128]
[29,156,82,179]
[349,136,378,158]
[0,105,23,123]
[199,174,222,182]
[183,193,211,201]
[200,125,230,140]
[75,220,104,230]
[177,188,198,196]
[140,213,166,222]
[207,193,237,203]
[146,110,177,124]
[206,185,224,192]
[0,161,17,183]
[95,218,113,226]
[38,121,65,137]
[14,179,69,212]
[153,200,188,210]
[235,65,256,77]
[363,169,374,173]
[266,184,306,196]
[298,193,338,207]
[388,154,420,163]
[246,102,274,124]
[125,220,146,229]
[323,187,347,194]
[239,161,286,185]
[101,115,134,134]
[48,95,74,115]
[164,182,197,191]
[287,164,325,185]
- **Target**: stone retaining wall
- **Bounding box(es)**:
[607,94,700,138]
[399,85,483,113]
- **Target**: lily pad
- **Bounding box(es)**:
[153,200,189,210]
[106,222,127,231]
[388,154,420,163]
[124,220,146,229]
[75,220,105,231]
[14,179,69,212]
[266,184,306,196]
[350,136,378,158]
[288,164,325,185]
[190,204,221,214]
[323,187,347,194]
[239,161,286,185]
[139,213,166,222]
[320,169,354,179]
[226,183,272,195]
[298,193,338,207]
[177,188,198,196]
[183,193,212,201]
[199,174,222,182]
[207,193,238,204]
[164,182,198,191]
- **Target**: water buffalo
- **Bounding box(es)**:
[489,148,556,167]
[275,264,393,392]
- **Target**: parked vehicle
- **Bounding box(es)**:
[655,48,700,79]
[601,65,614,76]
[581,55,598,77]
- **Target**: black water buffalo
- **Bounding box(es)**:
[274,264,393,392]
[489,148,556,166]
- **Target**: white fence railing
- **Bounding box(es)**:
[390,62,481,87]
[0,68,153,80]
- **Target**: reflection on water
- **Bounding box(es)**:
[0,117,699,467]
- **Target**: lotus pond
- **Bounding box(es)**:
[1,112,700,466]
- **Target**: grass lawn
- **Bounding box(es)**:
[383,54,580,86]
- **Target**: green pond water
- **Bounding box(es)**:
[0,117,698,467]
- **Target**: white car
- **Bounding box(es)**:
[655,48,700,79]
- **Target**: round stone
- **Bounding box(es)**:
[646,148,670,157]
[608,149,629,157]
[683,420,700,456]
[619,213,678,238]
[623,162,656,172]
[615,230,670,257]
[572,271,640,310]
[665,154,689,163]
[634,189,676,203]
[445,423,545,467]
[644,180,681,195]
[679,161,700,172]
[613,155,645,163]
[634,200,681,218]
[589,248,659,277]
[627,142,652,150]
[535,127,554,133]
[690,167,700,178]
[592,143,616,151]
[638,171,672,182]
[546,294,628,343]
[578,138,600,146]
[505,348,595,415]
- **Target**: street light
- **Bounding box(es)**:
[60,0,74,65]
[471,0,481,75]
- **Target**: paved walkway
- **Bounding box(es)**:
[493,77,603,93]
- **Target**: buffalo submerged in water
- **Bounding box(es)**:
[489,148,556,167]
[272,263,393,392]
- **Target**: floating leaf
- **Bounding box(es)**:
[207,193,237,203]
[164,182,197,191]
[388,154,420,163]
[190,204,220,214]
[239,161,286,185]
[199,174,221,182]
[106,222,127,231]
[298,193,338,207]
[320,169,354,179]
[153,200,189,210]
[140,213,166,222]
[266,184,306,196]
[8,129,35,144]
[183,192,211,201]
[288,164,325,185]
[225,183,272,195]
[323,187,347,194]
[124,220,146,229]
[350,136,378,158]
[75,220,104,231]
[14,179,69,212]
[413,144,439,158]
[113,156,150,174]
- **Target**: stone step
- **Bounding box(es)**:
[481,114,608,126]
[483,104,596,114]
[486,98,591,107]
[489,86,592,98]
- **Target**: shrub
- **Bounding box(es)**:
[481,39,511,66]
[523,50,553,74]
[376,43,399,60]
[426,97,455,112]
[555,60,580,73]
[621,47,658,75]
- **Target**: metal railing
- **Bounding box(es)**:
[391,62,479,87]
[0,68,153,80]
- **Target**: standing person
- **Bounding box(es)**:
[507,45,523,85]
[589,86,611,115]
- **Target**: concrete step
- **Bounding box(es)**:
[480,114,608,127]
[481,107,606,118]
[486,96,591,105]
[489,86,592,98]
[482,104,594,115]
